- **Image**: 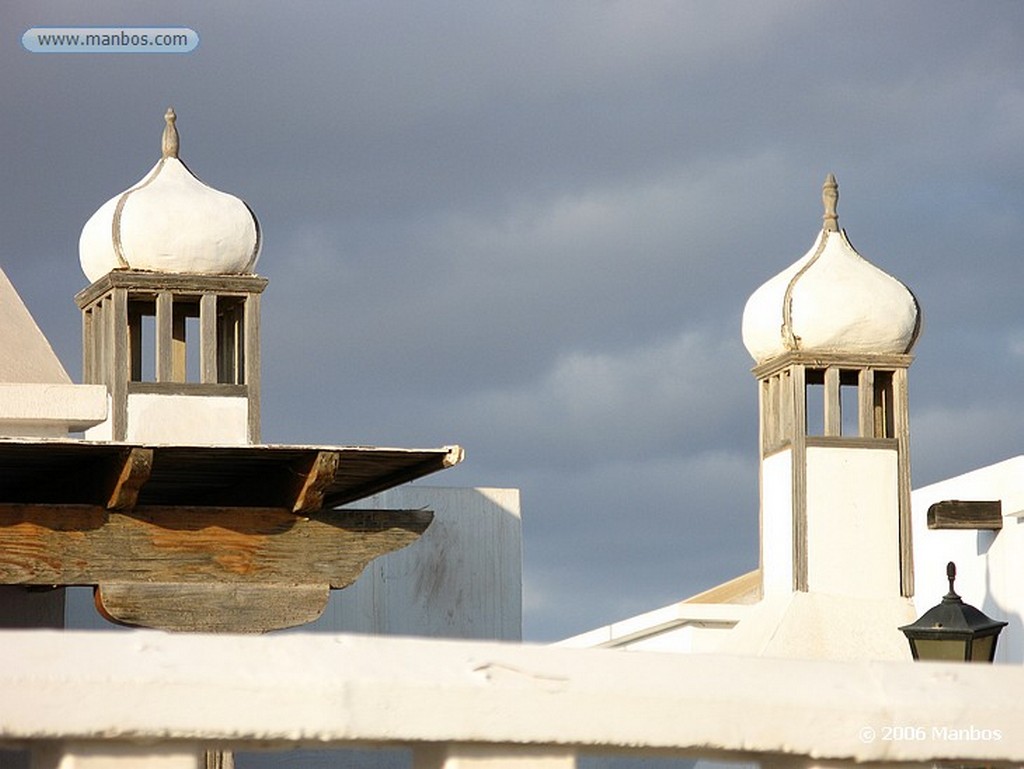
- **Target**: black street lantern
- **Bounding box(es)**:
[900,562,1007,663]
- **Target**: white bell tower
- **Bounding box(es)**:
[76,109,265,444]
[742,175,922,600]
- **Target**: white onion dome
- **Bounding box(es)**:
[741,174,921,364]
[79,108,261,283]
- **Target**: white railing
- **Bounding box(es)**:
[3,629,1024,768]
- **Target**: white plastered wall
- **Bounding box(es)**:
[761,449,793,596]
[313,485,522,641]
[121,393,248,445]
[805,446,900,598]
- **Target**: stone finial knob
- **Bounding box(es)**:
[822,172,839,232]
[162,108,179,159]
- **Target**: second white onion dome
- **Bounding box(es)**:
[79,109,261,283]
[741,174,921,365]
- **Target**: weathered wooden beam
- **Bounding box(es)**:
[291,451,340,514]
[95,583,330,633]
[106,447,154,511]
[0,504,432,632]
[75,270,268,309]
[927,500,1002,530]
[0,505,432,588]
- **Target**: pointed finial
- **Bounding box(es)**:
[162,107,179,159]
[822,172,839,232]
[945,561,958,597]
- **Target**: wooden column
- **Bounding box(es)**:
[790,363,808,592]
[156,291,174,383]
[109,288,129,441]
[894,366,914,597]
[857,368,874,438]
[762,374,778,453]
[244,292,261,442]
[823,367,841,437]
[199,294,218,384]
[82,306,95,384]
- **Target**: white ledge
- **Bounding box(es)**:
[2,630,1024,764]
[0,383,107,434]
[556,601,752,649]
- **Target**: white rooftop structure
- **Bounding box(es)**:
[566,174,1024,673]
[568,174,927,661]
[74,109,268,445]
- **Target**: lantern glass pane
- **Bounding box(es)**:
[914,638,968,662]
[970,635,995,663]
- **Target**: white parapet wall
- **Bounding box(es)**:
[2,629,1024,768]
[761,449,793,597]
[0,383,107,437]
[122,393,249,445]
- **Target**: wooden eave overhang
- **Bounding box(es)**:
[0,438,464,511]
[0,439,464,632]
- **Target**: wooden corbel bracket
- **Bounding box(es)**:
[290,450,340,514]
[105,447,154,511]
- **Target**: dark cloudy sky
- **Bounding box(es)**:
[3,2,1024,641]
